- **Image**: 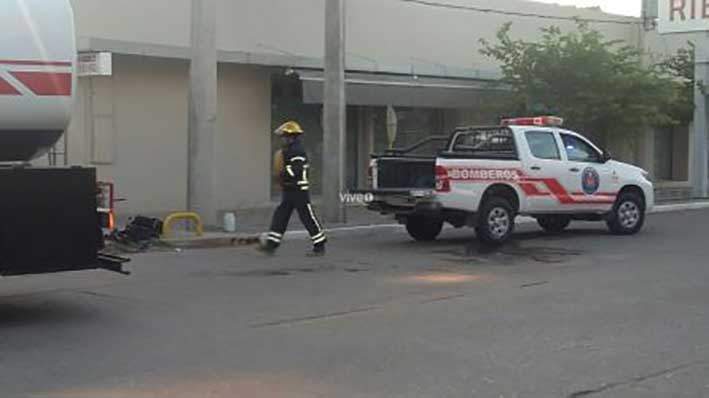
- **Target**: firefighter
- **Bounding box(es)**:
[258,121,327,256]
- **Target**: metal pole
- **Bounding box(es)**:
[323,0,347,223]
[692,33,709,198]
[188,0,219,225]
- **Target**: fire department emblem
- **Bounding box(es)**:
[582,167,600,195]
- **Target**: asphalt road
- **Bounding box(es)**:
[2,209,709,398]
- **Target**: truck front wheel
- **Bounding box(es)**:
[476,197,516,245]
[607,191,645,235]
[406,216,444,241]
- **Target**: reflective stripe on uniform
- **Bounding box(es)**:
[313,235,327,244]
[307,204,323,232]
[290,156,306,162]
[285,165,295,177]
[268,232,283,243]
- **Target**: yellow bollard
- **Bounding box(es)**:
[162,212,204,238]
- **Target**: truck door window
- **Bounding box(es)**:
[525,131,560,160]
[561,134,601,163]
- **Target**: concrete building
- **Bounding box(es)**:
[53,0,702,220]
[641,21,708,200]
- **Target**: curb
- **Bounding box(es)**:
[651,202,709,213]
[164,202,709,248]
[161,235,261,249]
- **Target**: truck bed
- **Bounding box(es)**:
[372,136,448,190]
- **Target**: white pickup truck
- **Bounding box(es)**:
[364,116,654,244]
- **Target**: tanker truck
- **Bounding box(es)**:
[0,0,128,276]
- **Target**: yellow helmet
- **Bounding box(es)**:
[274,121,304,136]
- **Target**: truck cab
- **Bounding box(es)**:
[366,116,654,244]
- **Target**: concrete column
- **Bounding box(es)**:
[692,36,709,198]
[188,0,218,225]
[322,0,347,223]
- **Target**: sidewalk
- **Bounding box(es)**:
[213,204,395,234]
[125,200,709,249]
[156,204,401,248]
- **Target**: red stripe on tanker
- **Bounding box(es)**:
[0,59,72,67]
[9,71,72,96]
[0,76,21,95]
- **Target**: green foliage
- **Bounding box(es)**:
[479,22,692,145]
[655,43,695,125]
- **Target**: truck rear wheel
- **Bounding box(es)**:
[406,216,443,241]
[476,197,516,245]
[607,191,645,235]
[537,216,571,234]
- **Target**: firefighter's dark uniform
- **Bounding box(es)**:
[263,123,326,254]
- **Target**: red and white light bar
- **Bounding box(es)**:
[501,116,564,127]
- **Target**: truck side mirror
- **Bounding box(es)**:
[602,149,612,163]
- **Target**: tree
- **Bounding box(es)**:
[655,43,695,126]
[479,22,689,146]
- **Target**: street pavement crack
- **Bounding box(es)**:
[72,289,165,306]
[420,294,466,304]
[520,281,549,288]
[250,306,382,328]
[568,360,708,397]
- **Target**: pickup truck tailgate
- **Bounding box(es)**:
[374,157,435,189]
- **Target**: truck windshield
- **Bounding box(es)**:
[451,128,517,159]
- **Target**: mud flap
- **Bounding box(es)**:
[97,253,131,276]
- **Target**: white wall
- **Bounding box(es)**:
[70,0,190,49]
[216,64,272,211]
[71,0,640,75]
[96,55,189,216]
[346,0,639,72]
[67,55,273,216]
[642,29,704,57]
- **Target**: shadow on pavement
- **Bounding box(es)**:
[384,227,609,249]
[372,227,613,267]
[0,299,96,329]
